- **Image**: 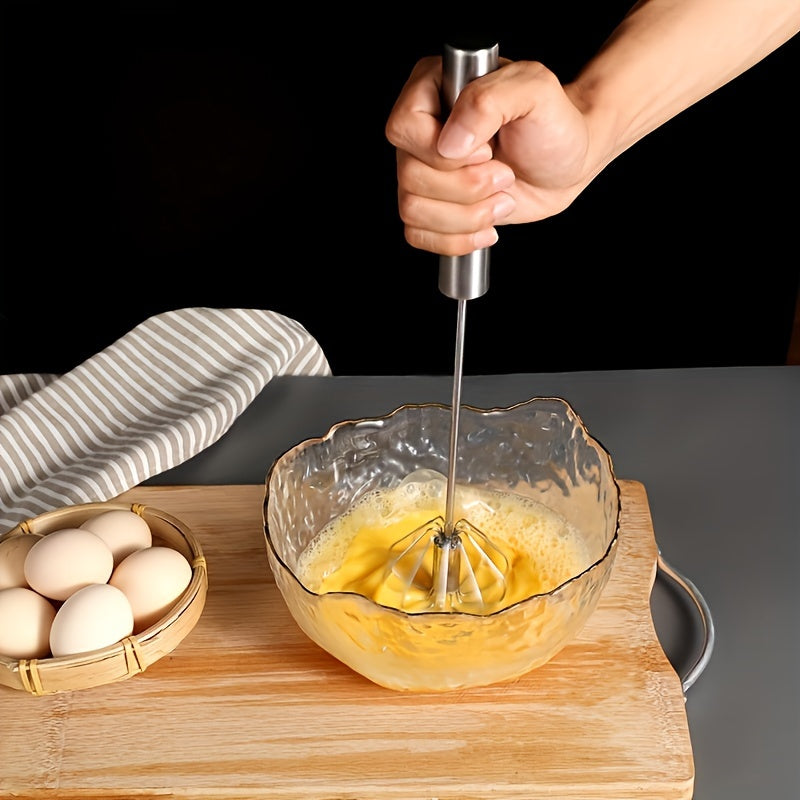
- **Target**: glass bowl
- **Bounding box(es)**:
[263,396,620,692]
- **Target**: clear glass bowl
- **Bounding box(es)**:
[263,397,620,692]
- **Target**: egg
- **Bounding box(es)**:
[24,528,114,602]
[0,586,57,659]
[0,534,39,590]
[80,509,152,565]
[110,546,192,632]
[49,583,134,657]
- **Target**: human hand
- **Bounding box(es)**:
[385,56,595,257]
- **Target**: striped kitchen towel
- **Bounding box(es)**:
[0,308,332,531]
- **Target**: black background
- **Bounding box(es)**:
[2,3,798,376]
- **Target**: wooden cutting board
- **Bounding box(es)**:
[0,481,694,799]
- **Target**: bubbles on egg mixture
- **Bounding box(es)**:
[296,469,447,585]
[463,490,588,593]
[295,470,592,613]
[396,469,449,503]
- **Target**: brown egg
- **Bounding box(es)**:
[0,535,38,590]
[0,586,57,659]
[80,509,152,565]
[24,528,114,602]
[49,583,134,658]
[110,546,192,633]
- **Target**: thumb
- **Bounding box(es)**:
[437,88,501,160]
[436,64,511,159]
[436,60,557,160]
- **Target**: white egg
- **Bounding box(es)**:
[49,583,134,657]
[24,528,114,602]
[80,509,152,565]
[0,586,57,659]
[0,534,39,590]
[110,546,192,633]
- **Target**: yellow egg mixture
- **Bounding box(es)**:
[295,471,591,614]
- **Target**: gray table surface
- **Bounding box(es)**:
[148,366,800,800]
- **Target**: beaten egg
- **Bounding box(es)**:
[296,474,590,614]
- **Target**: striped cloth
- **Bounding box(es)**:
[0,308,331,531]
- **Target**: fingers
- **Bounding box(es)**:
[396,147,515,207]
[385,56,494,168]
[386,57,518,256]
[396,150,516,256]
[399,184,515,256]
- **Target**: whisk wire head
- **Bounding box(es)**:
[387,516,509,612]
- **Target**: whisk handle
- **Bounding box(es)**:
[438,39,500,301]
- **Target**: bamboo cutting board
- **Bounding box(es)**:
[0,481,694,799]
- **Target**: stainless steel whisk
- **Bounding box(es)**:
[386,40,511,613]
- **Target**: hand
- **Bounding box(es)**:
[385,56,594,257]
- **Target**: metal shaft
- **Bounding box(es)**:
[444,299,467,534]
[440,40,500,535]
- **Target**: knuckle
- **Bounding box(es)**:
[477,200,501,229]
[384,118,403,148]
[397,191,422,225]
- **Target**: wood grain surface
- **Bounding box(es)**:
[0,481,694,799]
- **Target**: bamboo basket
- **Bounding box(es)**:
[0,501,207,695]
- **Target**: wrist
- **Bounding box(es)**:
[563,78,623,192]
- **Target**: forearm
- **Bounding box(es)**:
[570,0,800,176]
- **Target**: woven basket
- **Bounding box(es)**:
[0,501,207,695]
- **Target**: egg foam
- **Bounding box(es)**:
[295,469,591,614]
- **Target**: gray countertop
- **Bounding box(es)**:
[148,366,800,800]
